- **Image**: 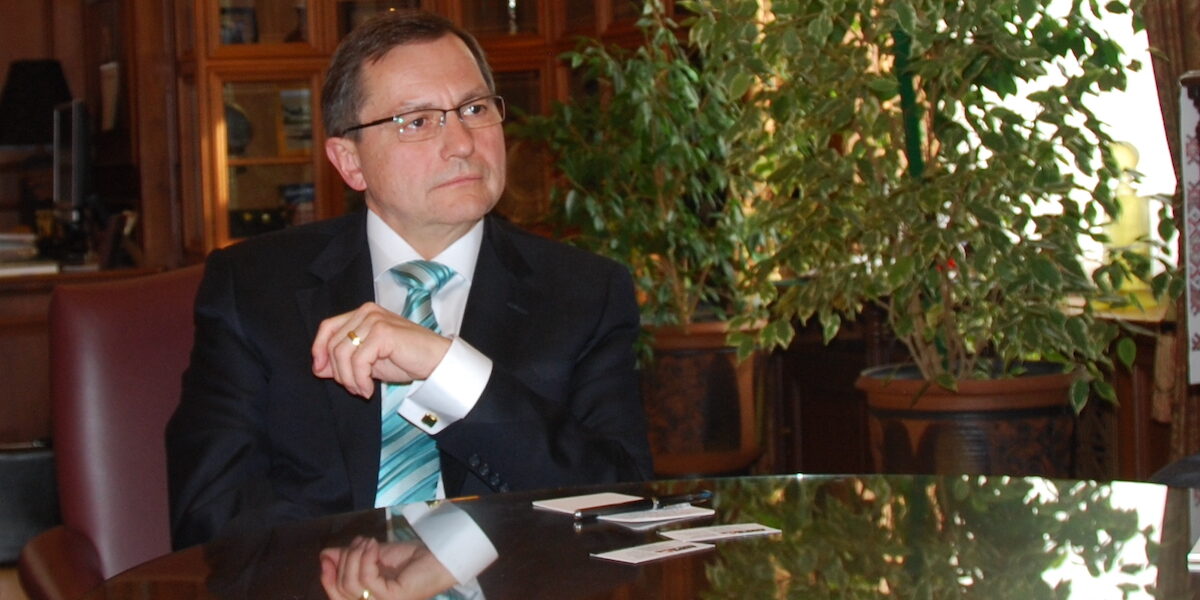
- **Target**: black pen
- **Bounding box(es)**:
[573,490,713,521]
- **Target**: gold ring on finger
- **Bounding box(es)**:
[347,330,363,346]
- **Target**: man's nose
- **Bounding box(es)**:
[438,112,475,156]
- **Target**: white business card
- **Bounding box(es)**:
[659,523,781,542]
[531,492,643,515]
[590,540,715,564]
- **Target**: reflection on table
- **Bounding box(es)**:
[86,474,1195,599]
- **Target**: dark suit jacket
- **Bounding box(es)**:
[166,212,653,550]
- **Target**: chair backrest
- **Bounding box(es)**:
[49,265,203,579]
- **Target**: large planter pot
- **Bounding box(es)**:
[641,322,762,477]
[855,363,1077,477]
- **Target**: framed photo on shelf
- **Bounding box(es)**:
[276,88,312,155]
[220,7,258,45]
[279,182,316,226]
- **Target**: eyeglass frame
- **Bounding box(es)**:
[337,94,506,140]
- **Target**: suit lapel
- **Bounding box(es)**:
[460,217,535,356]
[443,216,536,494]
[294,212,380,511]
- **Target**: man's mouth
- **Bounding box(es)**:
[433,173,482,189]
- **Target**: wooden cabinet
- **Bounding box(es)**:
[1075,314,1175,481]
[176,0,673,255]
[176,0,331,257]
[762,308,907,475]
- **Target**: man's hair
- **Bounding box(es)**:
[321,10,495,139]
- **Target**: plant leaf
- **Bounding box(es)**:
[1115,337,1136,369]
[1069,379,1089,414]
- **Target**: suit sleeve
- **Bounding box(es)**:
[165,250,321,549]
[436,261,653,493]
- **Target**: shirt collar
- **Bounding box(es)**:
[366,209,483,284]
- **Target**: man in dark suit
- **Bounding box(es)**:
[166,10,653,553]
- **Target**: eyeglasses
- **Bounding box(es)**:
[340,95,506,142]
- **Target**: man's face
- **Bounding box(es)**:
[326,34,506,246]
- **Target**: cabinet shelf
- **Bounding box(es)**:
[227,155,312,167]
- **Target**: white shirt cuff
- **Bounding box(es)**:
[398,337,491,434]
[399,502,498,585]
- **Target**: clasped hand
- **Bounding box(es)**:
[312,302,452,398]
[320,536,457,600]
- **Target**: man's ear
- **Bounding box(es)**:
[325,136,368,191]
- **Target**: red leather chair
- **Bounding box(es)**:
[18,265,203,600]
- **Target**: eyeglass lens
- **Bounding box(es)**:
[395,96,505,141]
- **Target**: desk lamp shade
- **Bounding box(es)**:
[0,59,73,145]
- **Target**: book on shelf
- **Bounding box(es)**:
[0,259,60,277]
[0,232,37,246]
[0,245,39,262]
[0,231,40,263]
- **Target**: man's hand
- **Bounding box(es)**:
[312,302,452,398]
[320,536,458,600]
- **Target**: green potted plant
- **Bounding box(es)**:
[685,0,1180,475]
[511,4,772,476]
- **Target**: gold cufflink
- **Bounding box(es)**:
[421,413,438,427]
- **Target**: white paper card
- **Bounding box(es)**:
[590,540,714,564]
[531,492,642,514]
[1189,535,1200,573]
[660,523,781,542]
[597,503,716,523]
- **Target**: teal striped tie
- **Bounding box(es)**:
[376,260,456,508]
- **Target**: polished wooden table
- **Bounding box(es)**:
[86,474,1195,598]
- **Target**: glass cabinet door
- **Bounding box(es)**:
[334,1,428,39]
[493,69,548,225]
[215,75,322,244]
[462,0,540,36]
[212,0,316,52]
[563,0,652,35]
[612,0,641,22]
[563,1,596,34]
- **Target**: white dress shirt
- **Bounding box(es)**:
[395,501,496,596]
[367,210,494,499]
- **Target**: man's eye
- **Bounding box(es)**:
[401,116,430,131]
[461,103,488,118]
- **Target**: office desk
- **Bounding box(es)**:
[87,474,1195,599]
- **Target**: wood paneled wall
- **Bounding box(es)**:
[0,0,84,102]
